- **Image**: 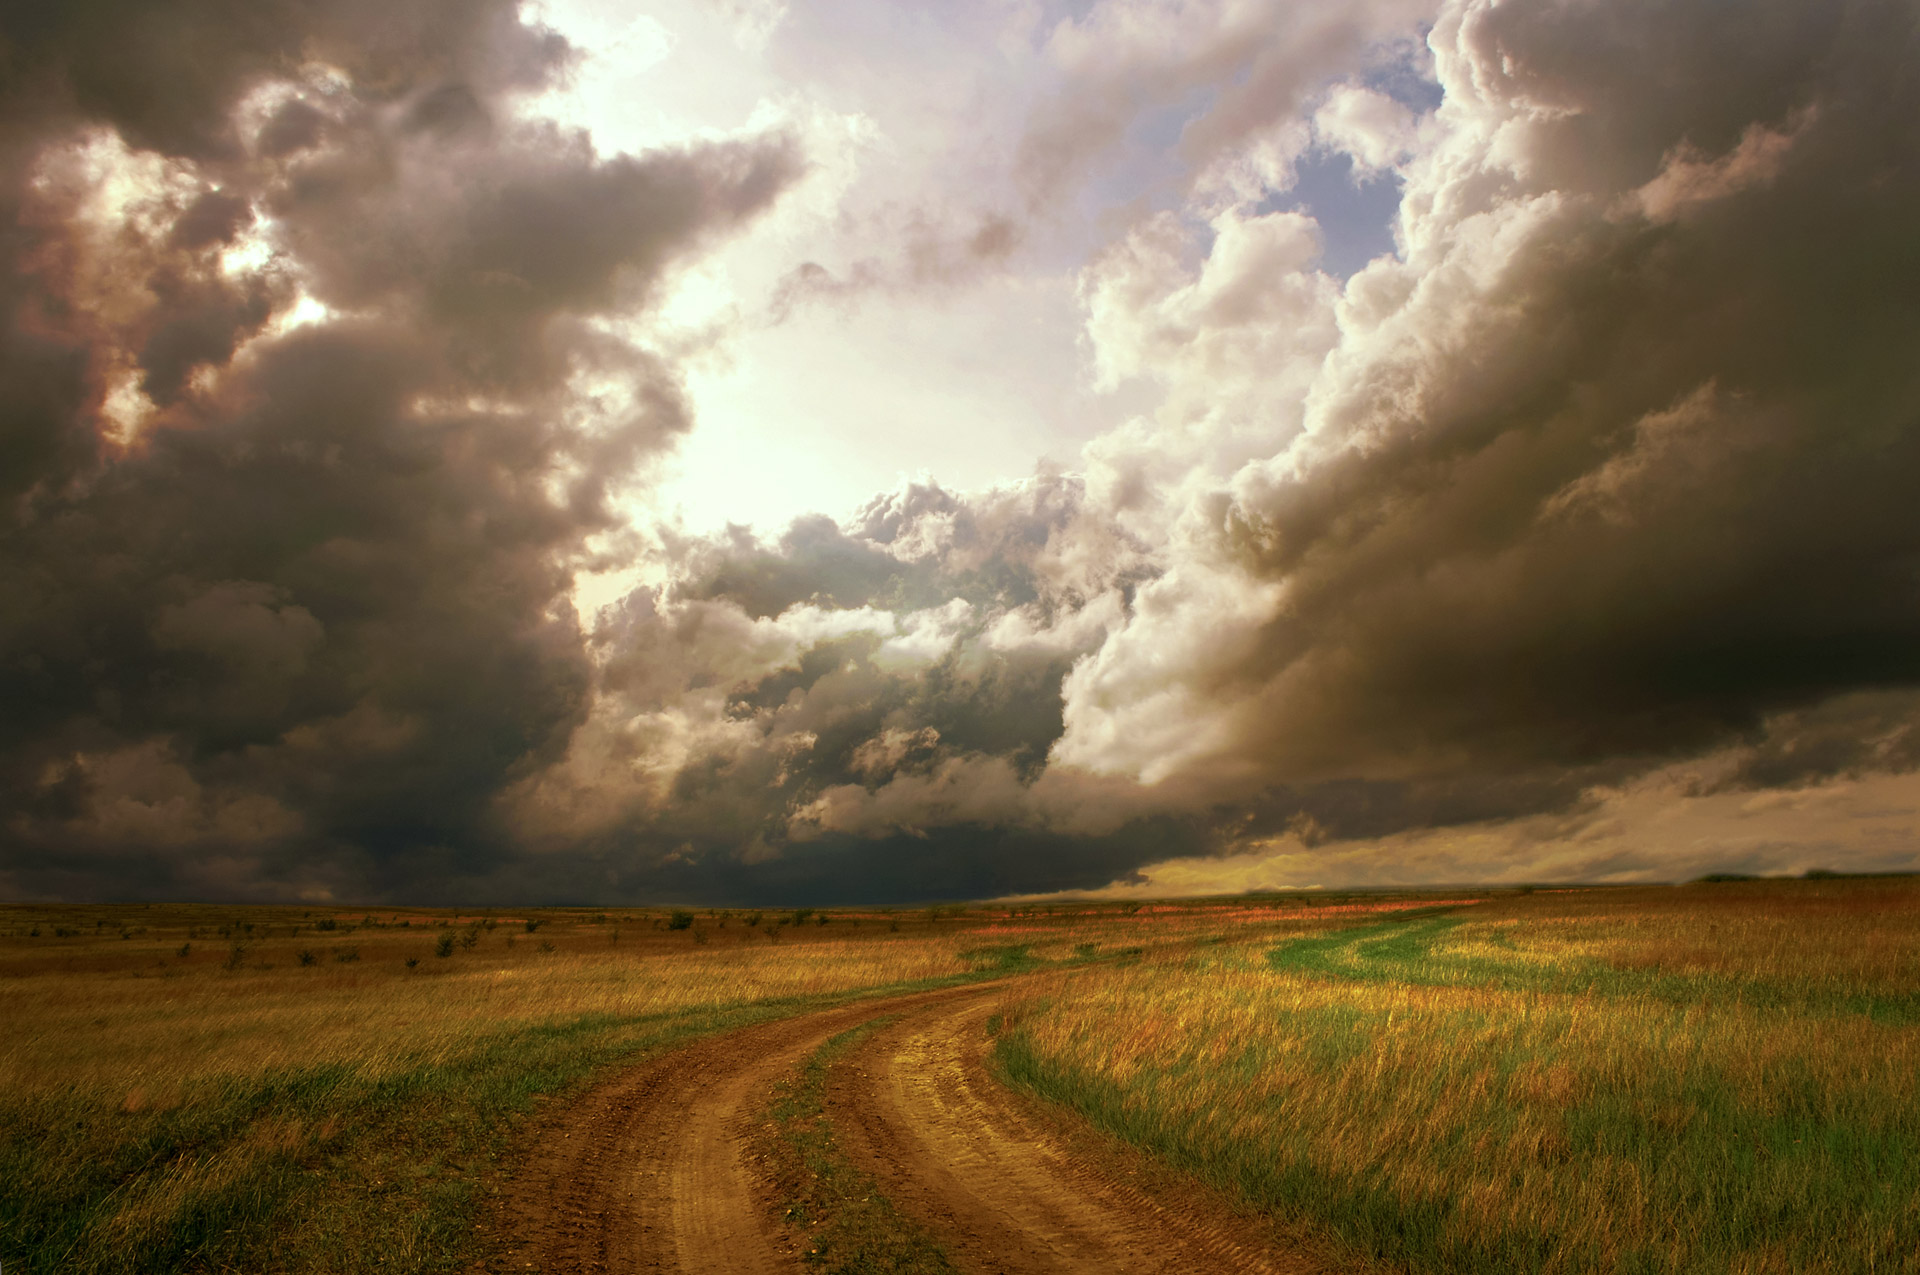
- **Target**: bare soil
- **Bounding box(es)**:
[485,983,1340,1273]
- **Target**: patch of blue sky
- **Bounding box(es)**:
[1260,150,1404,280]
[1273,51,1439,279]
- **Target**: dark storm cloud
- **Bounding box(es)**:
[0,0,566,158]
[0,0,801,901]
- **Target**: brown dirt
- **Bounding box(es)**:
[485,982,1347,1274]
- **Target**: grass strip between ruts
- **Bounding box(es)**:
[756,1016,959,1274]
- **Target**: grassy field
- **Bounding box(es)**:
[10,882,1906,1274]
[0,895,1340,1274]
[993,877,1920,1275]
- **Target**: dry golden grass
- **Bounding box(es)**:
[995,878,1920,1274]
[4,918,968,1102]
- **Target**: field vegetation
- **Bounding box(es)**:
[994,877,1920,1274]
[11,881,1904,1274]
[0,895,1362,1273]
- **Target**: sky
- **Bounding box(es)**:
[4,0,1920,904]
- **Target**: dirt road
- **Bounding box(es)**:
[493,982,1327,1273]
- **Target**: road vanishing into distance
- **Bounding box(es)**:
[493,982,1326,1273]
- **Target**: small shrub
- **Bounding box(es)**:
[315,917,338,932]
[223,942,249,970]
[525,918,542,933]
[668,910,694,931]
[298,950,318,967]
[334,947,359,963]
[791,908,814,926]
[404,956,419,970]
[745,912,763,928]
[176,941,192,957]
[537,939,555,954]
[435,934,454,958]
[54,926,79,938]
[457,927,479,951]
[816,913,829,926]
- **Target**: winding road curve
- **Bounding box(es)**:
[492,982,1330,1273]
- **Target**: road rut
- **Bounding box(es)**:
[828,995,1320,1274]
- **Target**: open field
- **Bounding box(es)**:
[994,877,1920,1274]
[4,879,1913,1273]
[0,894,1402,1273]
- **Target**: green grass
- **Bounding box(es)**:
[758,1017,958,1274]
[1268,913,1920,1023]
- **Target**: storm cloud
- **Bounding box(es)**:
[0,0,801,899]
[6,0,1920,903]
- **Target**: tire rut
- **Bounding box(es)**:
[488,984,993,1274]
[825,995,1336,1274]
[488,981,1346,1274]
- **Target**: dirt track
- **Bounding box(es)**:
[492,982,1329,1273]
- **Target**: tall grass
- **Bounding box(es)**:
[994,879,1920,1274]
